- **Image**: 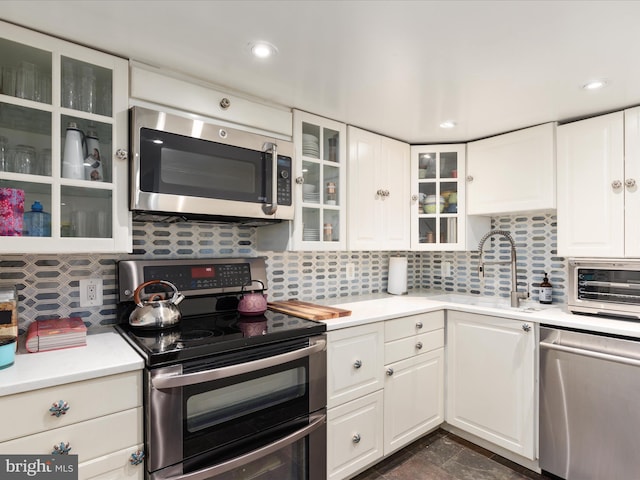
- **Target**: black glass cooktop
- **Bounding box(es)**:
[117,309,326,367]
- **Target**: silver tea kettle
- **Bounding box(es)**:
[237,280,268,316]
[129,280,185,329]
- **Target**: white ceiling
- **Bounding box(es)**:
[1,0,640,143]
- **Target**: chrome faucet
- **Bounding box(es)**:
[477,229,528,308]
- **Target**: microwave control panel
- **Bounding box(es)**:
[277,155,292,206]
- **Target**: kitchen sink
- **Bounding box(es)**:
[426,293,548,313]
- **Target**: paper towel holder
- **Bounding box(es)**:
[387,255,408,295]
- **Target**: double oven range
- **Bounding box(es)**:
[116,257,327,480]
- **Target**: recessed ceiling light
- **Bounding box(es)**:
[439,120,456,129]
[250,41,278,59]
[583,80,607,90]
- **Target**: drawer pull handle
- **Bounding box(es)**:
[353,360,362,369]
[416,341,423,350]
[386,368,394,376]
[352,433,361,444]
[416,321,423,329]
[49,400,69,417]
[52,442,71,455]
[130,449,145,466]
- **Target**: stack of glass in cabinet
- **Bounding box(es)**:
[0,37,113,240]
[417,150,459,245]
[301,121,341,243]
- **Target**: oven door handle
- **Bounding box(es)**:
[153,413,326,480]
[262,142,278,215]
[152,338,326,389]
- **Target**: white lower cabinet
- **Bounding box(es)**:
[0,371,144,480]
[383,312,444,456]
[446,311,536,460]
[327,390,384,480]
[326,313,444,479]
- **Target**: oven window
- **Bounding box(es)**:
[578,268,640,305]
[187,367,305,433]
[214,437,307,480]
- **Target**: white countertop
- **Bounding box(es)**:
[0,327,144,397]
[322,291,640,339]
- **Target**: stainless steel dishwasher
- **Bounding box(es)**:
[539,326,640,479]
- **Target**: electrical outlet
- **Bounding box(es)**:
[346,262,356,280]
[79,278,103,307]
[442,261,452,277]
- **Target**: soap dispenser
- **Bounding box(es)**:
[23,201,51,237]
[539,272,552,304]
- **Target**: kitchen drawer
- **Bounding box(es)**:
[385,329,444,365]
[384,311,444,342]
[327,390,384,480]
[0,407,142,463]
[327,322,384,409]
[80,444,144,480]
[0,371,142,443]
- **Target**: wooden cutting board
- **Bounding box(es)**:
[267,300,351,320]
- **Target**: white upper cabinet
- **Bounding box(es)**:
[467,123,556,215]
[410,144,489,251]
[0,21,130,253]
[347,126,410,250]
[556,110,636,257]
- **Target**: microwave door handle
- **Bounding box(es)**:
[262,143,278,215]
[152,338,326,389]
[153,413,326,480]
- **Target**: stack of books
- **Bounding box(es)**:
[26,318,87,353]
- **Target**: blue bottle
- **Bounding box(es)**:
[23,201,51,237]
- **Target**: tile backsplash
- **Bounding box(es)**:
[1,213,565,333]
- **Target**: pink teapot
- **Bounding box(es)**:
[237,280,268,316]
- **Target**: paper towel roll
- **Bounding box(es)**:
[388,256,408,295]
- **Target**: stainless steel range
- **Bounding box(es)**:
[116,257,327,480]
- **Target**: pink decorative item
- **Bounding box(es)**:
[0,188,25,236]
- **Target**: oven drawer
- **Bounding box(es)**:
[0,407,142,463]
[385,329,444,365]
[327,390,384,480]
[384,312,444,342]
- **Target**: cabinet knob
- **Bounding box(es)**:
[416,341,423,350]
[626,178,637,188]
[376,189,385,197]
[411,194,418,202]
[52,442,71,455]
[130,449,145,466]
[522,323,531,332]
[352,433,361,444]
[466,175,474,182]
[386,368,394,376]
[219,97,231,110]
[416,321,423,329]
[115,148,128,161]
[295,176,305,185]
[612,180,623,189]
[353,359,362,369]
[49,400,69,417]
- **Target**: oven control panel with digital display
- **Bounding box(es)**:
[143,263,253,292]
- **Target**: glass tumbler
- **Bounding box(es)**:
[79,65,96,113]
[0,136,9,172]
[16,61,36,100]
[13,145,36,175]
[61,58,77,110]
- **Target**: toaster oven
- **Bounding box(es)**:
[568,258,640,320]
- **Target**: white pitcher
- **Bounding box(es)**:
[62,122,85,180]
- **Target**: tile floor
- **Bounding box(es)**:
[352,429,553,480]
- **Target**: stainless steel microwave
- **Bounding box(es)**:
[568,258,640,320]
[129,106,294,224]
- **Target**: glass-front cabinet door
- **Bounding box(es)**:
[410,145,469,250]
[0,21,130,253]
[292,110,346,250]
